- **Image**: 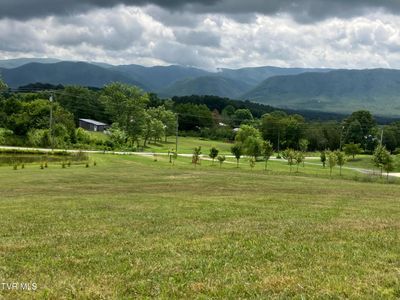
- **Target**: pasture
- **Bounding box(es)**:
[1,153,399,299]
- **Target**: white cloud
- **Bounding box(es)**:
[1,6,400,70]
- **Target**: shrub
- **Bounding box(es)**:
[0,128,13,145]
[75,128,91,144]
[217,155,226,168]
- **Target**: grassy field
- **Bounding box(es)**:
[1,154,400,299]
[143,136,234,154]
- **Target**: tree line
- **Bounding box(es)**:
[1,79,400,154]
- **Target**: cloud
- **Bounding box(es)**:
[174,30,221,47]
[2,0,400,22]
[1,5,400,70]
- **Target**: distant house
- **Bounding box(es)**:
[79,119,108,132]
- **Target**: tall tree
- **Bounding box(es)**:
[101,83,149,146]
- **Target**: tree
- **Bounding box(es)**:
[294,151,305,172]
[235,125,263,158]
[282,149,296,173]
[108,125,128,149]
[209,147,219,165]
[262,140,274,171]
[327,151,337,177]
[299,138,309,153]
[217,155,226,168]
[0,76,7,92]
[174,103,212,131]
[343,110,377,150]
[382,151,394,180]
[235,124,261,144]
[299,138,309,166]
[147,106,176,142]
[0,128,13,145]
[373,145,392,178]
[27,129,50,147]
[75,127,91,145]
[246,136,263,159]
[320,151,327,168]
[101,83,149,146]
[335,151,346,176]
[142,113,165,146]
[57,86,108,125]
[233,108,253,126]
[192,146,202,166]
[231,144,242,168]
[344,143,362,160]
[249,157,256,170]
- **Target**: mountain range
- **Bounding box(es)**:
[1,58,400,116]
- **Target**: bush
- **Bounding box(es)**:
[0,128,13,145]
[75,128,91,144]
[27,129,50,147]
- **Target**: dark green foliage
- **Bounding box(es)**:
[231,144,242,168]
[320,151,327,168]
[209,147,219,165]
[174,103,213,131]
[344,143,362,159]
[57,86,109,125]
[171,95,276,119]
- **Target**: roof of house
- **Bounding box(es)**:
[79,119,108,126]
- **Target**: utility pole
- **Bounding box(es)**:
[175,114,179,154]
[49,94,54,151]
[380,128,384,146]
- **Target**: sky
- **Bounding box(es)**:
[1,0,400,70]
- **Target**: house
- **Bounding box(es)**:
[79,119,108,132]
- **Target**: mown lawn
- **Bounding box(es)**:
[1,154,400,299]
[142,136,234,154]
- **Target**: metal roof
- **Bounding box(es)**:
[79,119,108,126]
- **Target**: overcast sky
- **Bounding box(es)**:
[1,0,400,70]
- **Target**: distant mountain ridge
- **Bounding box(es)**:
[1,58,400,116]
[160,76,253,98]
[242,68,400,116]
[0,61,146,89]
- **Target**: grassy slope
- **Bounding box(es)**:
[1,155,400,299]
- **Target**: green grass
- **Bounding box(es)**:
[346,155,400,172]
[144,136,234,154]
[1,154,400,299]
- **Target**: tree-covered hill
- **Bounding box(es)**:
[160,76,253,98]
[242,69,400,116]
[0,62,146,89]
